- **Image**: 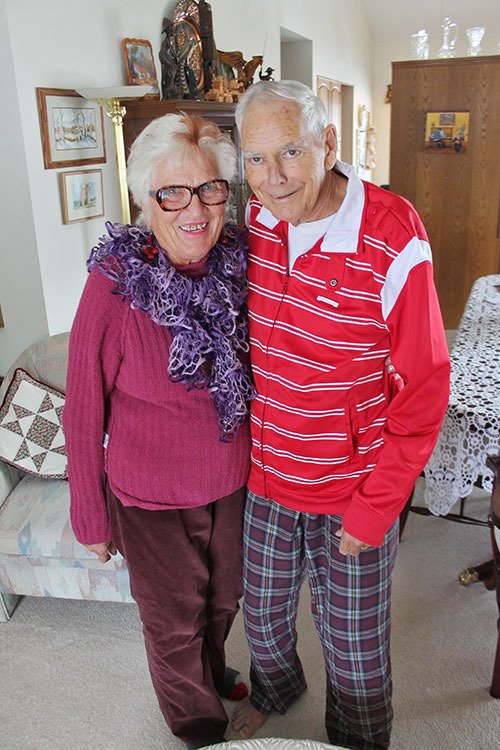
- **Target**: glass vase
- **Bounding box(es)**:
[466,27,486,56]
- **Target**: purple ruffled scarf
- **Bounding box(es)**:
[88,221,255,441]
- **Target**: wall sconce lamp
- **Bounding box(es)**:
[75,85,154,224]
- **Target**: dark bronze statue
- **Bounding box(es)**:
[183,59,199,99]
[198,0,217,94]
[159,16,201,100]
[159,18,181,99]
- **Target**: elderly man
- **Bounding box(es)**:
[231,81,450,750]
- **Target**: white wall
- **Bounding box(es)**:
[275,0,374,165]
[1,0,374,374]
[281,40,313,87]
[0,0,49,373]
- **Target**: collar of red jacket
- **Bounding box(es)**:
[253,159,365,255]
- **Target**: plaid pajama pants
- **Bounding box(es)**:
[243,490,399,750]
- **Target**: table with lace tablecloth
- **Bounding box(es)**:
[423,274,500,515]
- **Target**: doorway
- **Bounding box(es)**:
[317,75,353,165]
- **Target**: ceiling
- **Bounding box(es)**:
[362,0,500,43]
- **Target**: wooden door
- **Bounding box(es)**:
[317,76,342,153]
[390,57,500,328]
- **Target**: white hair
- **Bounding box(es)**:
[235,80,328,143]
[127,112,237,214]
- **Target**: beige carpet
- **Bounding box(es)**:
[0,478,499,750]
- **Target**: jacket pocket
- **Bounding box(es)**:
[383,357,405,403]
[344,401,358,460]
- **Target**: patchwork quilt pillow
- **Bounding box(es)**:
[0,368,67,479]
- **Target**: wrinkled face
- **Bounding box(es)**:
[241,99,337,226]
[145,149,226,265]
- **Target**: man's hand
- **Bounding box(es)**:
[334,527,370,557]
[85,541,117,564]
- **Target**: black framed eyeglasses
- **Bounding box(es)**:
[149,180,230,212]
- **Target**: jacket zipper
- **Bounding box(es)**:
[261,268,290,498]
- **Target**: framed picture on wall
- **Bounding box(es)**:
[36,88,106,169]
[59,169,104,224]
[424,111,470,153]
[121,38,159,97]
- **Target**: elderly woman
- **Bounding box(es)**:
[63,113,254,749]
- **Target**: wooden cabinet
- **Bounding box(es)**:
[390,56,500,328]
[122,99,247,225]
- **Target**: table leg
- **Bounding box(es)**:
[489,517,500,698]
[458,559,495,588]
[398,488,415,540]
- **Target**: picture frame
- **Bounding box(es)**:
[122,37,159,96]
[36,88,106,169]
[424,111,470,153]
[59,169,104,224]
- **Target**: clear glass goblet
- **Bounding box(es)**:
[466,27,486,56]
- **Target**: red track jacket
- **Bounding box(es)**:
[246,162,450,546]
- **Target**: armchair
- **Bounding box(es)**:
[0,333,133,621]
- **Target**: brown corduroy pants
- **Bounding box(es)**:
[107,485,245,746]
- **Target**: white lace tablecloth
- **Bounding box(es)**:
[423,274,500,515]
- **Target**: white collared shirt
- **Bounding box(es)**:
[246,160,366,261]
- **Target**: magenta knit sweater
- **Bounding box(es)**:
[64,268,251,545]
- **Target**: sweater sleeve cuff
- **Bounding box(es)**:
[70,506,113,547]
[341,501,395,547]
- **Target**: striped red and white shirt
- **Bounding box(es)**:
[246,161,450,546]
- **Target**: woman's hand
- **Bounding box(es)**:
[85,541,117,563]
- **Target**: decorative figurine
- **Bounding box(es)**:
[198,0,218,93]
[159,18,181,99]
[410,29,429,60]
[438,17,458,58]
[259,66,275,81]
[182,56,199,99]
[217,50,263,89]
[159,16,201,100]
[365,113,377,170]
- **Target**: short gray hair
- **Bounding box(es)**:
[127,112,237,212]
[235,80,328,143]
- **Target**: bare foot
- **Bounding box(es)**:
[231,697,268,739]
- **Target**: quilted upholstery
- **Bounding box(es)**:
[0,474,128,567]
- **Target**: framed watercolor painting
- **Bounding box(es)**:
[36,88,106,169]
[122,37,159,96]
[59,169,104,224]
[424,111,470,153]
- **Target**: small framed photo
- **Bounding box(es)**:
[59,169,104,224]
[36,88,106,169]
[424,111,470,153]
[122,38,159,95]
